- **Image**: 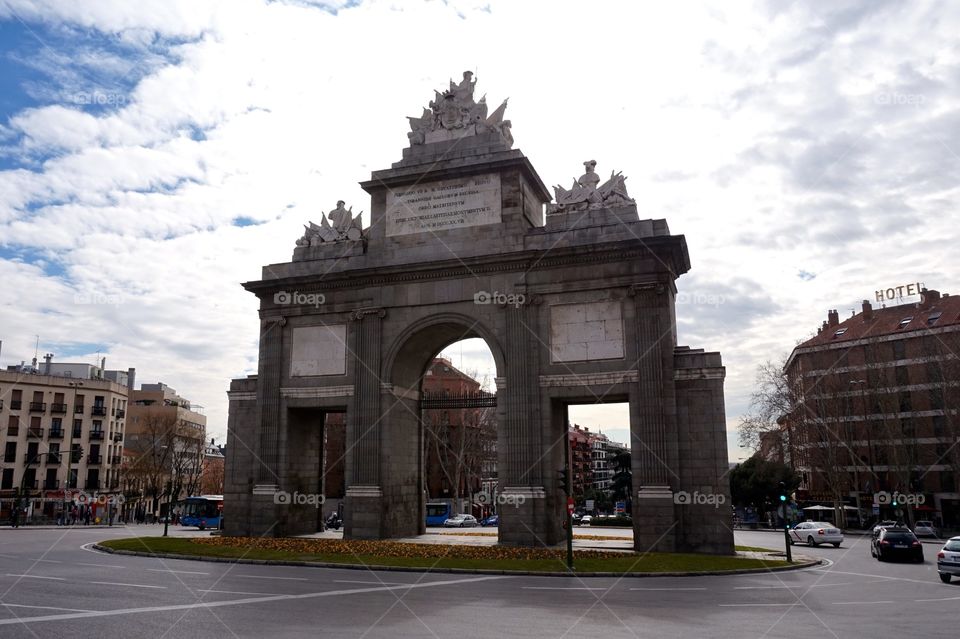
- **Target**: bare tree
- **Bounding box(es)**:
[738,356,796,456]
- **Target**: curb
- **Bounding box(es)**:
[91,544,821,578]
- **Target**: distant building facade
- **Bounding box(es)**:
[783,289,960,527]
[125,382,207,517]
[0,357,132,523]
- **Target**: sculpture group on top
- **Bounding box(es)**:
[296,200,363,246]
[548,160,635,214]
[406,71,513,147]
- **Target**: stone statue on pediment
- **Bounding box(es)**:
[406,71,513,148]
[549,161,636,214]
[296,200,363,246]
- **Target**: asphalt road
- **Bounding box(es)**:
[0,525,956,638]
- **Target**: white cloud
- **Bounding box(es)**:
[0,0,958,461]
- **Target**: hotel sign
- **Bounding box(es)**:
[875,282,925,302]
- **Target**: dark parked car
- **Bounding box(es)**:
[480,514,499,527]
[871,527,924,562]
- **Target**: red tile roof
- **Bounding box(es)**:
[797,290,960,348]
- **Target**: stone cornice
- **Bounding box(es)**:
[243,235,687,297]
[280,386,354,399]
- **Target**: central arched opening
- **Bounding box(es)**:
[383,316,503,539]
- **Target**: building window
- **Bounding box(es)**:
[899,392,912,413]
[895,366,909,386]
[927,311,942,326]
[943,472,956,492]
[930,389,944,410]
[898,317,913,329]
[893,341,906,360]
[933,415,945,437]
[1,468,13,490]
[3,442,16,463]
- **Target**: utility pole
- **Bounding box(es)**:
[779,481,792,563]
[561,425,574,571]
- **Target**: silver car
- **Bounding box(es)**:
[936,536,960,583]
[443,514,478,528]
[914,520,938,538]
[789,521,843,547]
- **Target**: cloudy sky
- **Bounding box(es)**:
[0,0,957,461]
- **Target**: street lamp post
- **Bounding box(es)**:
[163,480,172,537]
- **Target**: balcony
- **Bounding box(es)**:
[7,425,18,437]
[74,405,84,414]
[115,409,125,418]
[48,428,64,439]
[2,455,14,463]
[22,480,38,489]
[70,452,82,463]
[91,406,107,417]
[84,480,100,490]
[43,479,59,490]
[29,402,46,412]
[113,433,123,443]
[45,452,62,464]
[109,455,121,465]
[72,428,82,439]
[89,430,104,441]
[27,427,44,438]
[50,403,68,414]
[10,400,22,410]
[87,455,103,464]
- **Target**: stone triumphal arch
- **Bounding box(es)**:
[224,73,734,554]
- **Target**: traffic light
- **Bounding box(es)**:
[778,482,787,503]
[558,469,569,495]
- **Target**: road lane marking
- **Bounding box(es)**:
[833,600,895,605]
[810,569,940,586]
[0,574,506,625]
[914,595,960,602]
[522,587,610,590]
[197,589,279,596]
[234,575,307,581]
[74,563,124,569]
[718,603,800,607]
[146,569,209,575]
[2,603,91,613]
[4,575,65,581]
[90,581,166,589]
[630,587,706,591]
[334,580,408,586]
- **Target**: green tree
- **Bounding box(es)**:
[729,455,800,508]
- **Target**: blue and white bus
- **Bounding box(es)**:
[425,502,452,526]
[181,495,223,530]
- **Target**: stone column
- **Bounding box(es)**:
[251,316,285,536]
[499,296,549,546]
[629,283,677,552]
[343,308,385,539]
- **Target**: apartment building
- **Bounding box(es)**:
[783,288,960,526]
[0,358,132,523]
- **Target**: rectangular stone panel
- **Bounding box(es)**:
[385,173,501,236]
[550,300,624,363]
[290,324,347,376]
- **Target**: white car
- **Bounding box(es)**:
[580,515,592,526]
[789,521,843,547]
[936,536,960,583]
[914,520,938,538]
[443,514,478,528]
